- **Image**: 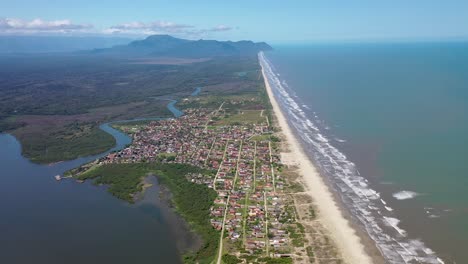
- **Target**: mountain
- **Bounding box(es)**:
[0,36,133,54]
[93,35,189,56]
[92,35,272,57]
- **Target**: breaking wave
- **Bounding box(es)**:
[393,190,420,200]
[259,52,443,264]
[335,138,347,143]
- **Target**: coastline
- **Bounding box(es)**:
[260,56,377,264]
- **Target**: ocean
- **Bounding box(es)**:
[261,42,468,264]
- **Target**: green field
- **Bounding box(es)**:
[215,110,266,125]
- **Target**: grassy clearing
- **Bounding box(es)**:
[250,134,272,141]
[215,110,264,125]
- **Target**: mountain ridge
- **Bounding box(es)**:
[92,34,272,57]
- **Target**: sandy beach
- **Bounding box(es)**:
[261,61,375,264]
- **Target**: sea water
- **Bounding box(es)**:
[261,42,468,263]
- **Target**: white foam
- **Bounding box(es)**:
[393,191,419,200]
[259,52,443,264]
[384,217,407,236]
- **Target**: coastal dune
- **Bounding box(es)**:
[260,55,374,264]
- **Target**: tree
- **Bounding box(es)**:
[222,254,241,264]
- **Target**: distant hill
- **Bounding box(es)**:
[0,36,133,54]
[92,35,272,57]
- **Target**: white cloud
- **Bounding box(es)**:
[107,21,193,35]
[105,21,233,38]
[0,18,233,37]
[209,25,233,32]
[0,18,92,34]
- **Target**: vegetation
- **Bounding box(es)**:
[22,124,116,164]
[257,257,293,264]
[306,246,315,262]
[221,254,242,264]
[78,163,150,202]
[0,115,24,132]
[110,120,154,133]
[157,153,177,162]
[214,110,265,125]
[0,53,262,163]
[287,224,306,248]
[308,206,316,219]
[156,165,218,264]
[250,134,272,141]
[76,163,219,264]
[270,135,281,142]
[288,182,305,193]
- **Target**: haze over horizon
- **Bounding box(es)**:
[1,0,468,44]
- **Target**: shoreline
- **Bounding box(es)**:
[260,57,379,264]
[137,175,204,255]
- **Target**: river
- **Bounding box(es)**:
[0,90,200,264]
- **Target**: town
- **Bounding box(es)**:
[98,105,301,261]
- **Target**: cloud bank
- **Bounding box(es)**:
[0,17,233,38]
[106,21,194,35]
[105,20,233,37]
[0,18,92,34]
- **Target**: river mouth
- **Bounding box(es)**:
[0,91,200,264]
[0,132,183,264]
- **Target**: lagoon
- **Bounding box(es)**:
[0,94,195,263]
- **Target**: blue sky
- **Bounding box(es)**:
[1,0,468,43]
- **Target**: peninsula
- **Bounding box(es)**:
[2,34,376,263]
[64,38,370,263]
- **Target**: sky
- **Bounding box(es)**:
[1,0,468,43]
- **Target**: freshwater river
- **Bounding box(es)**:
[0,91,199,264]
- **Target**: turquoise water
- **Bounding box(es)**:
[264,42,468,263]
